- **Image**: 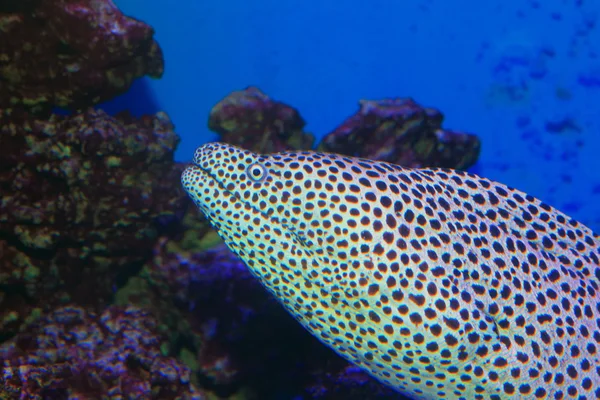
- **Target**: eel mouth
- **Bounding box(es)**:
[187,162,309,248]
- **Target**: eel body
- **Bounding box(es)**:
[181,142,600,400]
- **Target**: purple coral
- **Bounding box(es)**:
[0,305,205,399]
[0,108,188,336]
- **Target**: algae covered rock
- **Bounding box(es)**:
[208,88,480,171]
[0,108,188,336]
[317,97,481,170]
[0,305,206,399]
[0,0,164,113]
[208,86,315,153]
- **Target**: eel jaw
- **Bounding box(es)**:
[186,162,315,252]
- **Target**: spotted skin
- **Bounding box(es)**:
[182,142,600,400]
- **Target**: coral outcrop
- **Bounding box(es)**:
[208,89,480,171]
[0,0,163,113]
[0,1,207,398]
[0,305,205,399]
[0,108,188,337]
[208,86,315,153]
[318,98,481,170]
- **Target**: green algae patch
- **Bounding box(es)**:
[13,226,60,250]
[105,155,121,167]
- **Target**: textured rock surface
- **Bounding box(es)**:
[208,86,315,153]
[0,305,205,399]
[208,89,480,171]
[0,108,188,337]
[317,98,481,170]
[0,0,164,113]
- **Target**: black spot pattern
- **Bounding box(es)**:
[182,142,600,400]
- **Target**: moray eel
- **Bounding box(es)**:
[182,142,600,400]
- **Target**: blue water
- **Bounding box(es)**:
[110,0,600,231]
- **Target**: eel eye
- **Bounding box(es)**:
[247,163,267,182]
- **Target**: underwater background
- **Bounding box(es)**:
[0,0,598,399]
[111,0,600,231]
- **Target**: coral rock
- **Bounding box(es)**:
[142,241,256,388]
[0,305,205,399]
[317,98,481,169]
[208,86,314,152]
[0,0,164,113]
[0,108,188,336]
